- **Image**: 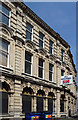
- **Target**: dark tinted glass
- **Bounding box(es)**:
[39,33,44,40]
[49,71,52,81]
[26,23,32,32]
[25,52,31,62]
[0,13,9,26]
[39,40,43,48]
[49,64,53,71]
[61,70,64,76]
[0,39,8,51]
[0,4,9,16]
[25,62,31,74]
[49,40,53,47]
[49,47,52,54]
[61,49,64,55]
[39,67,43,78]
[26,31,32,40]
[39,59,43,67]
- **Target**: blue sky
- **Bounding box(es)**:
[25,2,76,65]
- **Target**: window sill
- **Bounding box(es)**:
[0,65,13,72]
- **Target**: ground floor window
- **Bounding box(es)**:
[60,95,65,112]
[48,98,53,112]
[0,82,10,114]
[37,96,43,112]
[22,87,33,113]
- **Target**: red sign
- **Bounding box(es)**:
[63,80,69,83]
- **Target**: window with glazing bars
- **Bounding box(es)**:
[38,58,44,78]
[0,4,10,26]
[49,40,53,54]
[49,63,53,81]
[25,52,32,75]
[0,39,9,67]
[26,23,33,41]
[39,32,44,48]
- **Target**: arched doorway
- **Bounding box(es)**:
[36,89,45,112]
[0,81,10,114]
[22,87,33,113]
[48,92,55,112]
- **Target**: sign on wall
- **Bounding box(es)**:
[61,75,73,85]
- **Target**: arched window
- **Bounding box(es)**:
[48,92,55,112]
[22,87,33,113]
[0,82,10,114]
[36,90,45,112]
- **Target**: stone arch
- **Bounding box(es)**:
[24,40,36,51]
[48,92,55,98]
[38,48,47,56]
[22,86,34,95]
[0,81,10,92]
[37,89,45,97]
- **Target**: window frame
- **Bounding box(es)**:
[0,39,9,68]
[61,49,64,62]
[0,3,10,27]
[26,23,33,41]
[61,70,64,76]
[39,32,44,48]
[38,58,44,79]
[49,63,54,81]
[49,40,54,55]
[25,51,33,75]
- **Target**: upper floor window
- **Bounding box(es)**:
[0,39,9,67]
[61,70,64,76]
[49,63,53,81]
[0,4,10,26]
[39,32,44,48]
[49,40,53,54]
[25,52,32,75]
[26,23,33,41]
[38,58,44,78]
[61,49,64,62]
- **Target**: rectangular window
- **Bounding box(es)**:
[0,39,9,67]
[61,49,64,61]
[26,23,33,41]
[49,40,53,54]
[39,32,44,48]
[25,52,32,75]
[61,70,64,76]
[38,58,44,78]
[0,4,10,26]
[49,63,53,81]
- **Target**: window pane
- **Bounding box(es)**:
[0,51,8,66]
[49,40,52,46]
[26,23,32,32]
[61,70,64,76]
[25,52,31,62]
[26,31,32,40]
[39,40,43,48]
[25,62,31,74]
[39,33,44,40]
[39,67,43,78]
[49,64,53,71]
[0,13,9,26]
[49,71,52,81]
[0,4,9,16]
[39,59,43,67]
[0,39,8,52]
[49,47,52,54]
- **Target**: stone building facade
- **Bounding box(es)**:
[0,1,77,119]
